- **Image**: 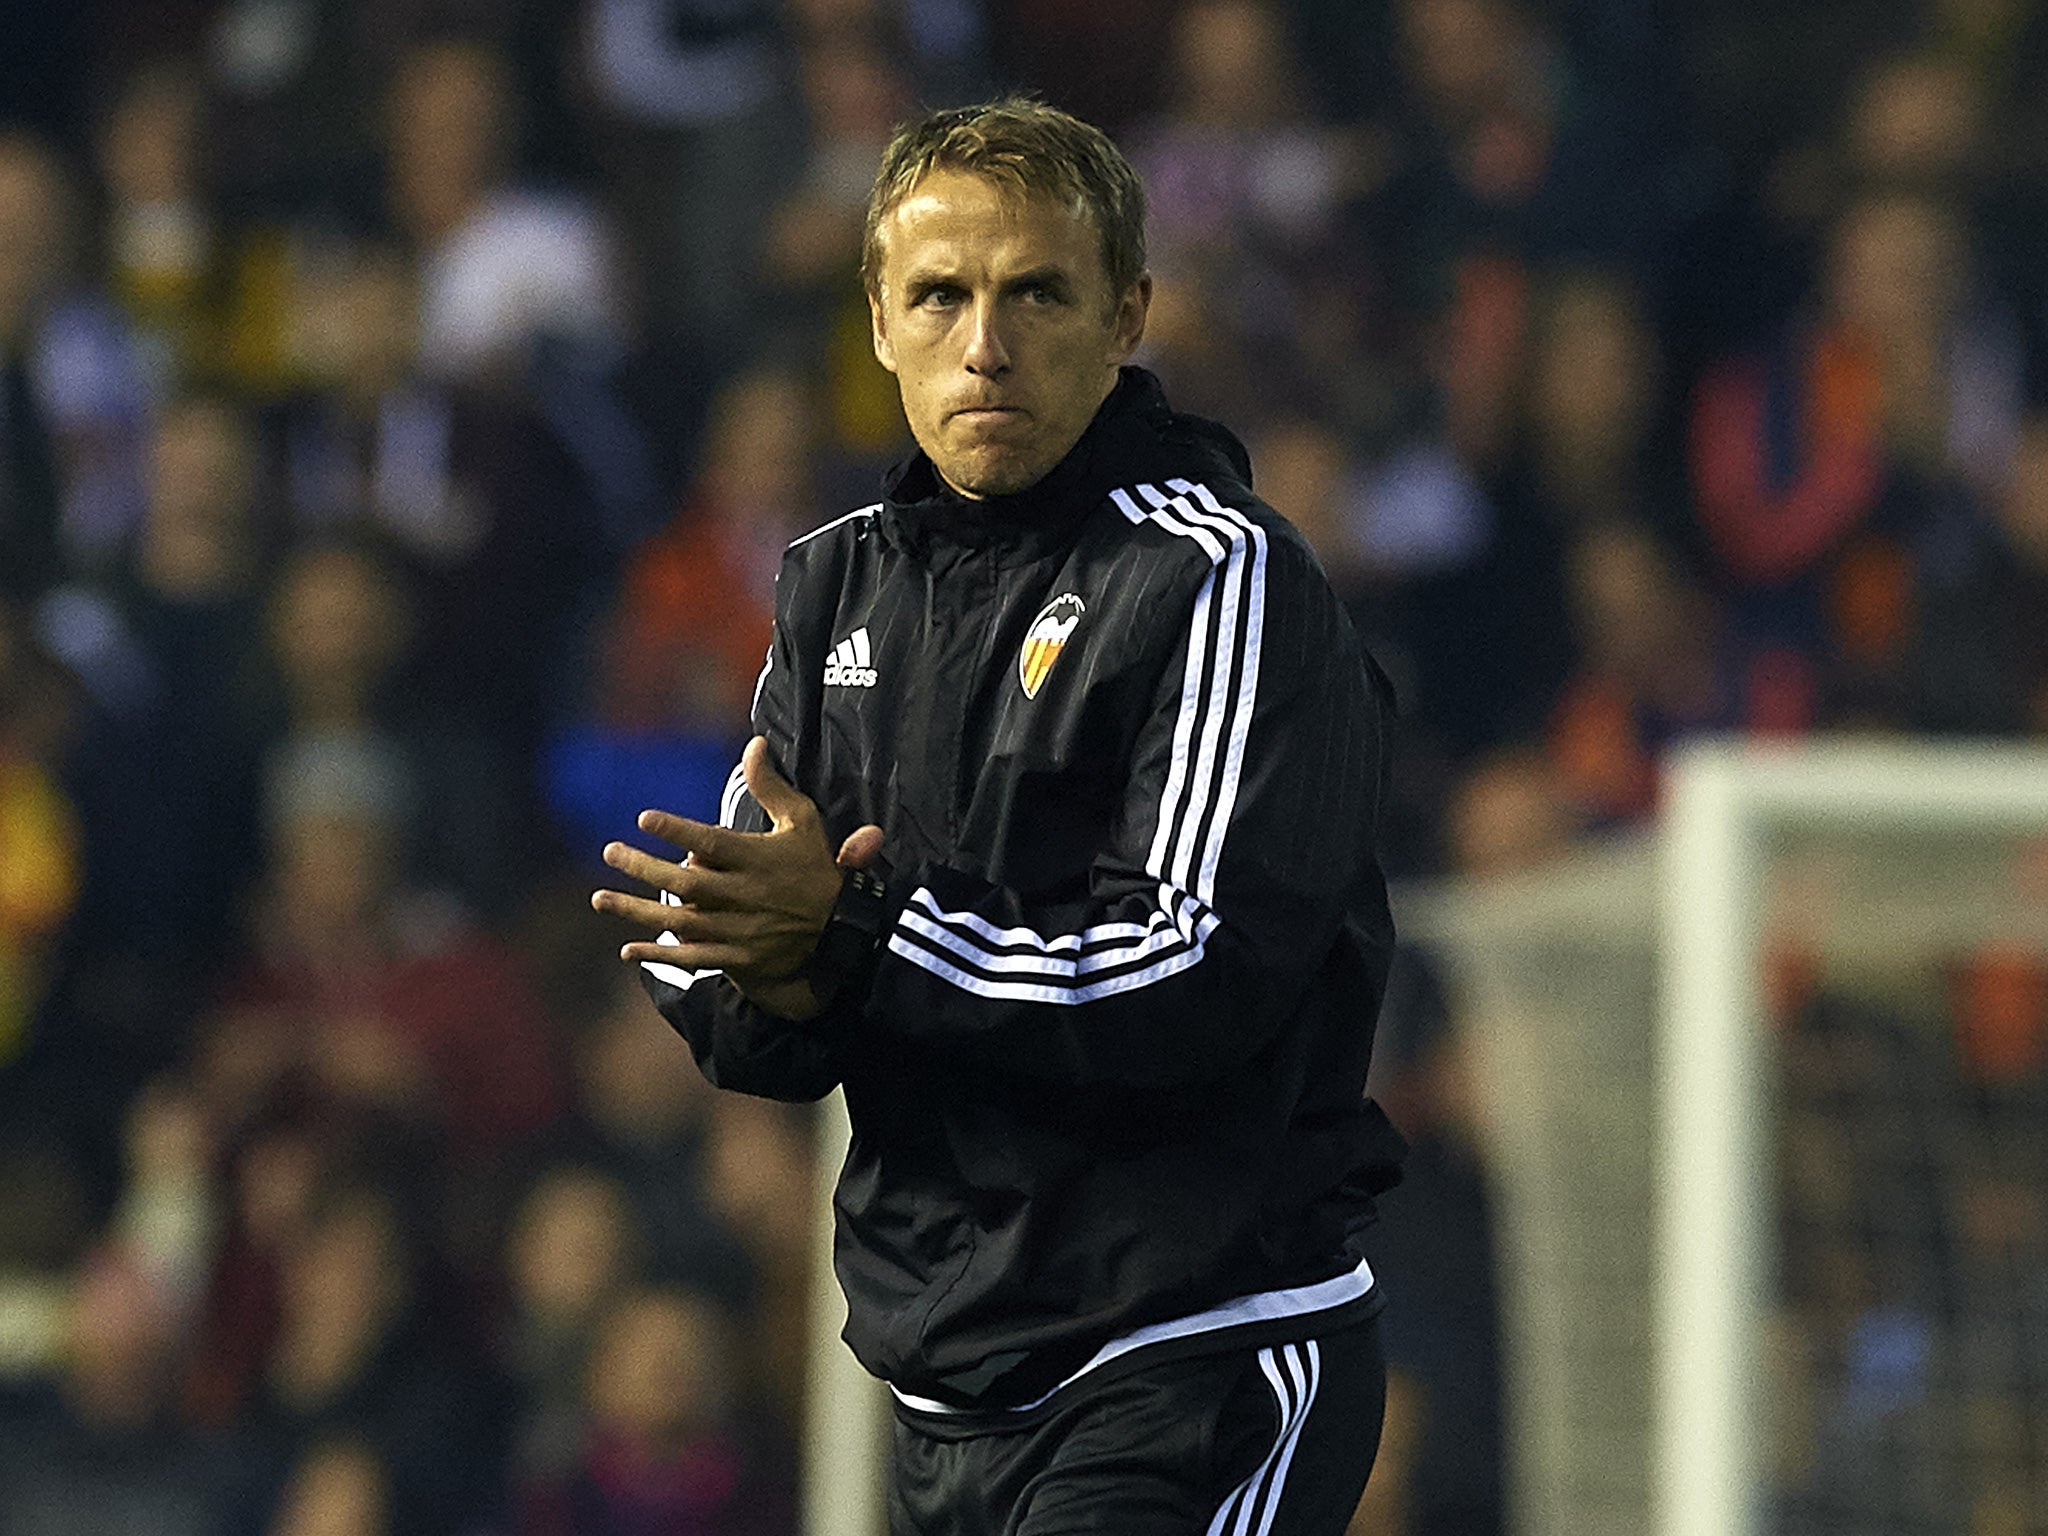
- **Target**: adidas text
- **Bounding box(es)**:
[824,628,878,688]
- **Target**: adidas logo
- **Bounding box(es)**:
[823,627,879,688]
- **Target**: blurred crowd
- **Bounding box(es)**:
[1,0,2046,1533]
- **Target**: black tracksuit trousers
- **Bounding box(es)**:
[890,1317,1386,1536]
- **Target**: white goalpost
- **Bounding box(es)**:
[1656,738,2048,1536]
[801,1091,890,1536]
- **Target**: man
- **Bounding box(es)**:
[0,132,65,608]
[593,98,1405,1533]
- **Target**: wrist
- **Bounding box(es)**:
[802,866,890,1003]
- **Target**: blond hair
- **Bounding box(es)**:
[861,96,1147,302]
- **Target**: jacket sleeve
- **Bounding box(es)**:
[636,618,853,1103]
[871,507,1394,1088]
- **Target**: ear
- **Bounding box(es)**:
[869,290,898,375]
[1108,273,1152,363]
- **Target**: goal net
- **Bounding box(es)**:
[1402,738,2048,1536]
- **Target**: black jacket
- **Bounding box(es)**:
[642,369,1404,1413]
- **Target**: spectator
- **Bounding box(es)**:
[1378,0,1565,302]
[220,729,564,1182]
[784,0,987,102]
[546,360,822,871]
[219,1177,503,1536]
[500,1163,647,1491]
[1900,414,2048,736]
[0,133,70,607]
[579,0,800,355]
[765,21,909,300]
[94,61,222,395]
[259,534,523,917]
[1687,188,2021,729]
[269,234,607,863]
[514,1283,795,1536]
[1136,0,1358,264]
[759,25,913,458]
[1544,521,1751,827]
[1443,744,1581,881]
[1387,270,1685,790]
[1250,412,1366,593]
[1518,270,1682,538]
[1843,50,1990,189]
[266,1435,393,1536]
[697,1096,816,1436]
[201,0,530,228]
[53,393,271,1070]
[0,1243,231,1536]
[104,1079,219,1330]
[1130,0,1380,430]
[532,967,757,1313]
[0,128,156,582]
[388,37,624,387]
[985,0,1177,133]
[180,1114,324,1432]
[590,365,817,736]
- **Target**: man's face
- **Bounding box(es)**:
[870,168,1149,499]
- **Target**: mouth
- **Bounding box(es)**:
[949,404,1025,423]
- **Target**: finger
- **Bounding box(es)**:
[600,841,683,888]
[633,810,743,868]
[590,888,693,932]
[632,904,765,946]
[620,939,752,971]
[596,847,745,910]
[836,824,886,870]
[741,736,816,832]
[597,889,785,950]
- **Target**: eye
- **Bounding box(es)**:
[1019,282,1061,305]
[914,285,961,310]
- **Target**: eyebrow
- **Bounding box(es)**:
[900,267,961,297]
[1003,266,1075,296]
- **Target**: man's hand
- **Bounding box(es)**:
[591,737,883,1019]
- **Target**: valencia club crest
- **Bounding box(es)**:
[1020,594,1086,699]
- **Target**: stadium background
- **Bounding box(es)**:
[1,0,2046,1532]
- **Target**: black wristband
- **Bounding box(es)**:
[803,866,889,1001]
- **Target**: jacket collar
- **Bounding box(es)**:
[877,368,1252,563]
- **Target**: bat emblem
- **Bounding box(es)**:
[1019,593,1086,699]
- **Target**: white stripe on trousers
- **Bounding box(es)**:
[1204,1340,1323,1536]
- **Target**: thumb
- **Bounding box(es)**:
[836,824,886,870]
[741,736,810,830]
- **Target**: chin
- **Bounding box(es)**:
[943,453,1051,500]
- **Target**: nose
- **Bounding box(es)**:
[962,296,1011,378]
